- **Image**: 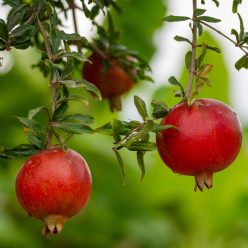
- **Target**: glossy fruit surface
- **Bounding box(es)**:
[83,52,133,111]
[16,148,91,234]
[156,98,242,191]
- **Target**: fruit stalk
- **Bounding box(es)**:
[185,0,197,101]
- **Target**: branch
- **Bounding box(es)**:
[70,0,81,52]
[37,18,57,148]
[88,43,107,59]
[197,20,248,55]
[185,0,197,100]
[37,18,54,62]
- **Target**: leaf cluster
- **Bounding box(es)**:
[91,14,153,83]
[163,7,221,101]
[96,96,175,181]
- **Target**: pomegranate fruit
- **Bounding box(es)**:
[156,98,242,191]
[82,52,133,111]
[15,148,91,235]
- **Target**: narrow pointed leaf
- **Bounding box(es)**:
[52,122,94,134]
[163,15,190,22]
[197,16,221,23]
[63,114,94,124]
[0,19,8,42]
[113,150,126,184]
[0,144,39,159]
[28,106,49,120]
[134,95,148,120]
[137,151,145,181]
[194,8,207,16]
[174,35,191,44]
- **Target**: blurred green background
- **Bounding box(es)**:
[1,0,248,247]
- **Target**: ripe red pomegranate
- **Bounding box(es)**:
[83,52,133,111]
[156,98,242,191]
[15,148,91,235]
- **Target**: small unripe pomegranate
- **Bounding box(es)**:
[16,148,91,235]
[156,98,242,191]
[83,52,133,111]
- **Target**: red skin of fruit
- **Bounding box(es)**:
[83,52,133,111]
[156,98,242,191]
[83,52,133,99]
[15,148,91,234]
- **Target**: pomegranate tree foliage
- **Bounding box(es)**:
[0,0,248,246]
[0,0,157,177]
[1,0,246,179]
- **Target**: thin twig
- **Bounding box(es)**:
[198,20,248,55]
[24,7,41,25]
[70,0,81,52]
[37,18,54,62]
[112,123,144,150]
[88,43,107,59]
[185,0,198,100]
[37,18,57,148]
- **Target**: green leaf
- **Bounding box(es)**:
[53,102,69,121]
[231,29,239,43]
[0,19,8,42]
[205,45,221,53]
[237,13,244,41]
[211,0,219,7]
[15,116,41,129]
[235,55,248,70]
[57,30,85,41]
[26,129,46,149]
[113,149,126,184]
[197,23,203,36]
[95,123,113,135]
[10,24,34,37]
[52,122,94,134]
[174,35,191,45]
[63,114,94,124]
[124,120,154,147]
[126,141,157,151]
[28,106,49,120]
[151,100,169,119]
[185,51,192,72]
[134,95,148,120]
[163,15,190,22]
[197,43,207,69]
[197,16,221,23]
[51,33,60,53]
[0,144,39,159]
[233,0,242,13]
[112,119,123,143]
[59,79,102,100]
[61,57,74,80]
[168,76,185,96]
[0,39,6,50]
[152,124,178,133]
[6,4,29,31]
[65,95,89,106]
[13,40,31,49]
[194,8,207,16]
[58,52,88,62]
[137,151,146,181]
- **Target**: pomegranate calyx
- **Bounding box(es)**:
[109,96,122,112]
[194,172,213,192]
[42,215,67,235]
